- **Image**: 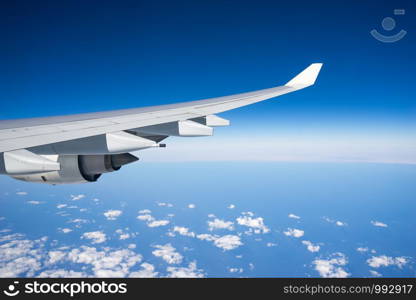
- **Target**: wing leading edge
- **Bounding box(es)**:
[0,63,323,183]
[0,63,322,154]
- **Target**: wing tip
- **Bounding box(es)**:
[285,63,323,88]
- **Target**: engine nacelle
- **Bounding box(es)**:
[11,153,138,184]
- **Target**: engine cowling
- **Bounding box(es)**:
[12,153,138,184]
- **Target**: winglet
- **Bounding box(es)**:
[285,63,323,88]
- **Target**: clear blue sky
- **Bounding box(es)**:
[1,0,415,163]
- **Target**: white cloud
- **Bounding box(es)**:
[138,209,151,214]
[228,204,235,209]
[147,220,170,228]
[70,194,85,201]
[48,251,66,264]
[0,232,145,278]
[356,247,369,253]
[0,236,45,277]
[266,242,277,247]
[283,228,304,238]
[323,217,347,226]
[228,267,243,273]
[129,263,158,278]
[196,233,243,251]
[16,191,28,196]
[82,231,107,244]
[59,228,72,234]
[103,210,122,220]
[236,212,270,234]
[119,234,130,240]
[68,218,88,224]
[38,269,86,278]
[90,269,125,277]
[137,214,153,221]
[157,202,173,207]
[196,234,217,242]
[213,235,243,251]
[369,270,382,277]
[172,226,195,237]
[188,204,196,209]
[208,218,234,231]
[302,240,320,253]
[27,201,41,205]
[0,233,24,243]
[56,211,70,217]
[288,213,300,219]
[312,253,350,278]
[371,221,388,228]
[1,256,41,277]
[67,247,115,271]
[152,244,183,264]
[68,218,88,228]
[367,255,408,268]
[137,211,169,228]
[167,261,204,278]
[68,246,142,277]
[57,204,67,209]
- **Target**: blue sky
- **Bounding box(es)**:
[1,0,415,163]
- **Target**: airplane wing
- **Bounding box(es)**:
[0,63,323,184]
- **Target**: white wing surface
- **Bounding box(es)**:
[0,63,322,184]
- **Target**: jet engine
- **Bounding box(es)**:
[10,153,138,184]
